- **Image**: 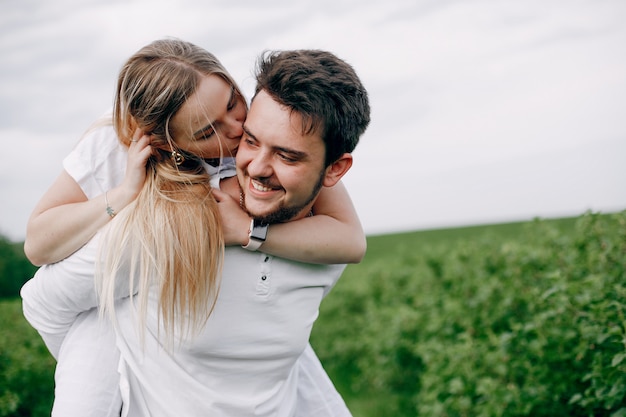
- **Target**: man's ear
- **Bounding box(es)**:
[322,153,353,187]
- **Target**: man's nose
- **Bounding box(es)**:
[247,151,273,178]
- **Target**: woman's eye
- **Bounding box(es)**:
[198,130,215,141]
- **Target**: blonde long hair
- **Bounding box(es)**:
[97,39,241,346]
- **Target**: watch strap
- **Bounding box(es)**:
[242,219,268,251]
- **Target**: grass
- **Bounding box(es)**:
[0,298,55,417]
[310,212,625,416]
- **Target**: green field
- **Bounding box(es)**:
[1,211,625,416]
[311,212,626,416]
[0,299,55,416]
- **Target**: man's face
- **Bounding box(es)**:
[236,90,328,224]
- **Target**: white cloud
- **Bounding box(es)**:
[1,0,625,241]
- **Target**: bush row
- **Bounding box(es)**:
[0,236,37,299]
[312,211,626,416]
[0,300,55,416]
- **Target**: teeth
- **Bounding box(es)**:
[252,181,273,192]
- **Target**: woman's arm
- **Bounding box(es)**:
[214,181,366,264]
[24,171,107,266]
[267,181,366,263]
[24,132,151,266]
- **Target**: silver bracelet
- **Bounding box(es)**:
[105,192,117,218]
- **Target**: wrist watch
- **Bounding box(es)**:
[242,218,269,251]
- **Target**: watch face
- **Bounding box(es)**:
[251,221,269,241]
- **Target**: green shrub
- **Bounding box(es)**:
[0,236,37,299]
[312,211,626,417]
[0,299,55,417]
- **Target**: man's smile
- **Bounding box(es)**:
[250,179,281,193]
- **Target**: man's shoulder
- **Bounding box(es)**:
[218,176,240,199]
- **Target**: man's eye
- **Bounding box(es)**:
[279,153,297,163]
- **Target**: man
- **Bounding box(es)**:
[113,49,370,416]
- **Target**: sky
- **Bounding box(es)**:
[1,0,625,242]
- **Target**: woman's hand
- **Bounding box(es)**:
[120,129,153,201]
[211,188,251,246]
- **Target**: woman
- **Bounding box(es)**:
[21,38,362,416]
[24,43,364,267]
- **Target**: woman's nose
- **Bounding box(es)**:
[223,117,243,140]
[224,103,246,140]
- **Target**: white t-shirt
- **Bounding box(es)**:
[116,248,346,417]
[21,119,351,417]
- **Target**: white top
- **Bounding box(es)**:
[20,119,351,417]
[116,249,345,417]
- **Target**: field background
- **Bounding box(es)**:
[1,211,625,416]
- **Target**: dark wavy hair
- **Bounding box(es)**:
[254,49,370,167]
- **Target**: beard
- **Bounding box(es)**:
[242,172,325,225]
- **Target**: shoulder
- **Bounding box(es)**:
[217,176,240,200]
[70,116,126,168]
[63,113,128,196]
[76,120,121,156]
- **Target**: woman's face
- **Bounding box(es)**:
[170,74,247,160]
